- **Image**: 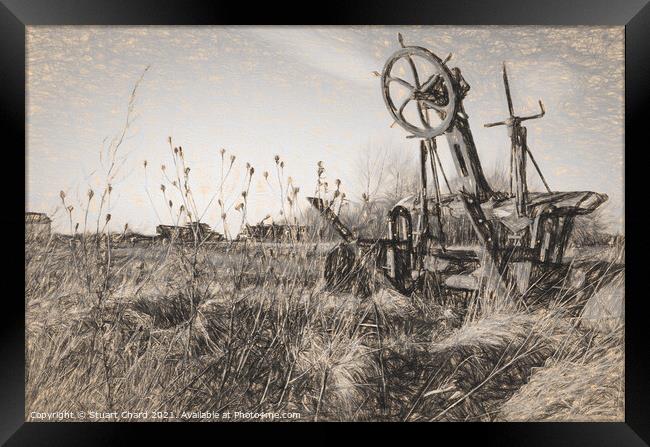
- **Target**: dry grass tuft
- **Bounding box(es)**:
[499,329,624,421]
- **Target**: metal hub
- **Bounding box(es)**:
[381,46,457,139]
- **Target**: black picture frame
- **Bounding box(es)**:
[2,0,648,445]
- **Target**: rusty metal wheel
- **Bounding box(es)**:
[324,243,357,291]
[381,46,457,139]
[324,243,377,296]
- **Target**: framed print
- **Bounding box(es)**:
[2,0,648,444]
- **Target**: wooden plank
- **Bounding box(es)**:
[445,111,494,201]
[551,215,574,263]
[526,191,608,214]
[512,126,528,217]
[428,247,479,262]
[458,192,510,297]
[306,196,355,243]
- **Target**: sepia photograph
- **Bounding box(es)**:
[25,25,625,423]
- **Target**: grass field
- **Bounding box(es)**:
[25,233,624,422]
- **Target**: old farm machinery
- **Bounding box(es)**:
[308,35,607,298]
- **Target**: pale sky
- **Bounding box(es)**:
[26,26,624,235]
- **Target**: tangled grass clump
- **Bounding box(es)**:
[499,328,624,421]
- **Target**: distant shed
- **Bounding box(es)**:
[155,222,223,243]
[239,222,308,242]
[25,212,52,240]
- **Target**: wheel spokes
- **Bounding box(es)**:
[397,97,411,119]
[387,76,415,91]
[422,100,446,113]
[421,73,440,92]
[397,56,436,128]
[404,55,421,89]
[416,101,432,129]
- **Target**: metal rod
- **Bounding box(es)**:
[427,139,442,205]
[525,145,552,193]
[431,142,452,194]
[509,143,514,196]
[427,138,447,250]
[419,140,429,241]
